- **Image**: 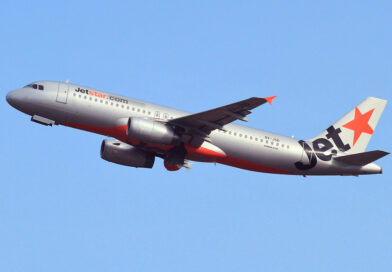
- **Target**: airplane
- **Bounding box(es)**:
[6,80,389,176]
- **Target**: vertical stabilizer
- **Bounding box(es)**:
[310,97,387,154]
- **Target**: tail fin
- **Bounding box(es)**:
[310,97,387,154]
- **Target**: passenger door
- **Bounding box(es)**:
[56,83,69,104]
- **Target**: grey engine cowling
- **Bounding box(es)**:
[126,117,179,145]
[100,139,155,168]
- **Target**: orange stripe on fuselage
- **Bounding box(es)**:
[62,122,296,175]
[185,144,295,175]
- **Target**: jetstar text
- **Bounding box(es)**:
[294,125,351,170]
[75,87,128,104]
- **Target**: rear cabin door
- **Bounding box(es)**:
[56,83,69,103]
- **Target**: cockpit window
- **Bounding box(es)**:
[24,83,44,90]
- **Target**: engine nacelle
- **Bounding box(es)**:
[127,117,179,145]
[100,139,155,168]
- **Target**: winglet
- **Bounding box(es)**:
[264,96,277,105]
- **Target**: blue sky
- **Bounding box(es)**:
[0,1,391,271]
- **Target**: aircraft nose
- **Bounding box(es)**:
[6,89,25,109]
[6,90,16,106]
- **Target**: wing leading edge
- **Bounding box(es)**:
[169,96,276,138]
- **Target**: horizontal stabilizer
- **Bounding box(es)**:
[334,150,389,166]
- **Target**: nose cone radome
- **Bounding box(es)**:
[6,90,17,107]
[6,89,29,111]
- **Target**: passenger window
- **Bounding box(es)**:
[244,135,247,139]
[137,109,140,112]
[255,138,258,141]
[142,110,146,114]
[95,98,98,102]
[234,132,237,136]
[249,136,252,140]
[127,106,129,110]
[121,105,124,108]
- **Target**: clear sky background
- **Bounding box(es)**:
[0,1,391,271]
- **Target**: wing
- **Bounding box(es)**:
[169,96,276,138]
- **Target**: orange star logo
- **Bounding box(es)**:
[342,107,375,146]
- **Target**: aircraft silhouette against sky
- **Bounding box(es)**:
[6,81,389,176]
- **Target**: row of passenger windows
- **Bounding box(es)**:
[73,92,290,149]
[216,129,290,149]
[73,93,173,119]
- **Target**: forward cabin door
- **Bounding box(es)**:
[56,82,69,104]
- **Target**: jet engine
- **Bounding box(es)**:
[100,139,155,168]
[127,117,180,145]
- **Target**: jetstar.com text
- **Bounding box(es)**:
[75,87,128,104]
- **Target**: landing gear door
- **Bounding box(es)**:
[56,83,69,104]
